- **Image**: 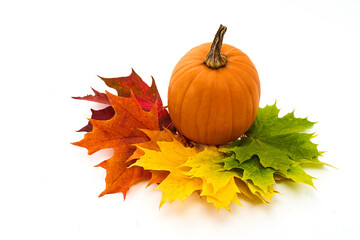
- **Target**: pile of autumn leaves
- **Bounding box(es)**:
[73,70,327,211]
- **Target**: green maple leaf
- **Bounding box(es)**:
[223,103,321,172]
[220,103,324,192]
[286,162,315,187]
[181,146,240,193]
[239,156,276,193]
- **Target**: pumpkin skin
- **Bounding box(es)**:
[168,42,260,145]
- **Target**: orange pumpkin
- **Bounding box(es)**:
[168,25,260,145]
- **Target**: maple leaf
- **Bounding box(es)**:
[99,69,161,111]
[220,103,323,193]
[134,136,200,172]
[156,172,203,207]
[73,91,158,154]
[131,128,188,158]
[135,128,178,151]
[72,87,110,105]
[286,162,315,187]
[128,128,190,189]
[147,170,169,187]
[72,88,113,132]
[77,106,115,132]
[238,156,276,193]
[201,178,241,211]
[133,133,269,211]
[74,70,174,133]
[73,91,159,198]
[181,146,241,210]
[219,152,277,202]
[99,69,174,132]
[133,133,202,206]
[96,146,151,198]
[224,103,321,172]
[73,71,330,211]
[182,146,239,193]
[235,178,268,203]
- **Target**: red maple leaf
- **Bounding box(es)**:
[73,69,175,133]
[72,87,110,105]
[77,106,115,132]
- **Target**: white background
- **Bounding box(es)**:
[1,0,359,239]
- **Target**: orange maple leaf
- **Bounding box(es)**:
[73,91,158,153]
[96,146,151,198]
[147,170,170,187]
[73,91,160,198]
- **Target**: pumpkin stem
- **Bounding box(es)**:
[203,24,227,69]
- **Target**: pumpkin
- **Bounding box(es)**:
[168,25,260,145]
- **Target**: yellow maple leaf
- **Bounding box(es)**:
[132,132,202,206]
[133,131,279,211]
[134,138,200,171]
[180,146,242,211]
[156,172,202,207]
[133,135,244,211]
[201,178,241,211]
[127,128,176,162]
[181,146,239,193]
